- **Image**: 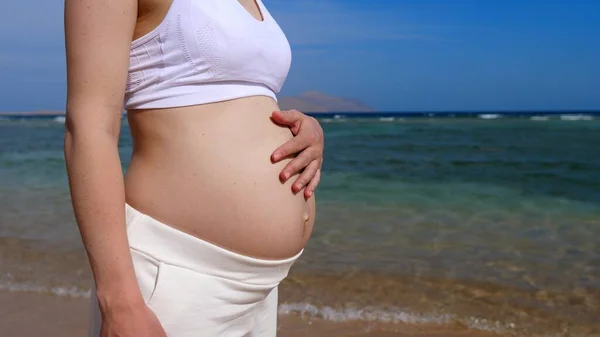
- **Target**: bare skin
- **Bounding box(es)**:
[63,0,323,336]
[126,98,316,258]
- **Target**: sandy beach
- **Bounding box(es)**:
[0,290,503,337]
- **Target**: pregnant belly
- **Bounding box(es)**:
[124,97,316,259]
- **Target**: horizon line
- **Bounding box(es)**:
[1,109,599,116]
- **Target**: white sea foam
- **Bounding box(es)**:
[379,117,395,122]
[0,282,91,299]
[279,302,519,335]
[328,115,347,122]
[478,114,502,119]
[279,302,451,324]
[53,116,66,123]
[531,116,549,121]
[560,114,594,121]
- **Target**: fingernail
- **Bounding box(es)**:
[273,153,280,161]
[307,190,313,197]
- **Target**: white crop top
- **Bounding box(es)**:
[124,0,292,110]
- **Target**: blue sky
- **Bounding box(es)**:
[1,0,599,112]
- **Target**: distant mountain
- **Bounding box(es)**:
[278,91,374,112]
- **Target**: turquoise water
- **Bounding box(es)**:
[0,115,599,336]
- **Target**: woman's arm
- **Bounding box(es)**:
[64,0,149,322]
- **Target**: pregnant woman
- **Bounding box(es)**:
[63,0,323,336]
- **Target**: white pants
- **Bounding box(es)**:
[89,204,302,337]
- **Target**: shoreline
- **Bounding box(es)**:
[0,290,503,337]
[2,233,599,336]
[1,110,599,120]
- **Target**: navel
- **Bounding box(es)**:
[302,212,310,238]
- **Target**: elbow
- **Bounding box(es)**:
[63,105,122,159]
[63,121,77,163]
[64,105,122,139]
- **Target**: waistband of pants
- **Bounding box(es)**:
[125,203,303,285]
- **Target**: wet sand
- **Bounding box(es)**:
[0,291,501,337]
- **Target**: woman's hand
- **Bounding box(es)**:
[270,109,324,199]
[100,301,167,337]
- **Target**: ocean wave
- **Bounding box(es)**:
[317,115,348,123]
[280,302,451,324]
[0,281,90,298]
[530,116,550,121]
[477,114,502,119]
[560,114,594,121]
[279,302,518,335]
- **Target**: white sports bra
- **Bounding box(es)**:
[124,0,292,110]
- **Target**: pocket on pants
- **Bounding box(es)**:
[145,262,276,335]
[146,261,168,307]
[130,248,160,305]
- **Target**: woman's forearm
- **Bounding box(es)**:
[64,117,142,309]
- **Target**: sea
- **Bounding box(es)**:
[0,111,599,336]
